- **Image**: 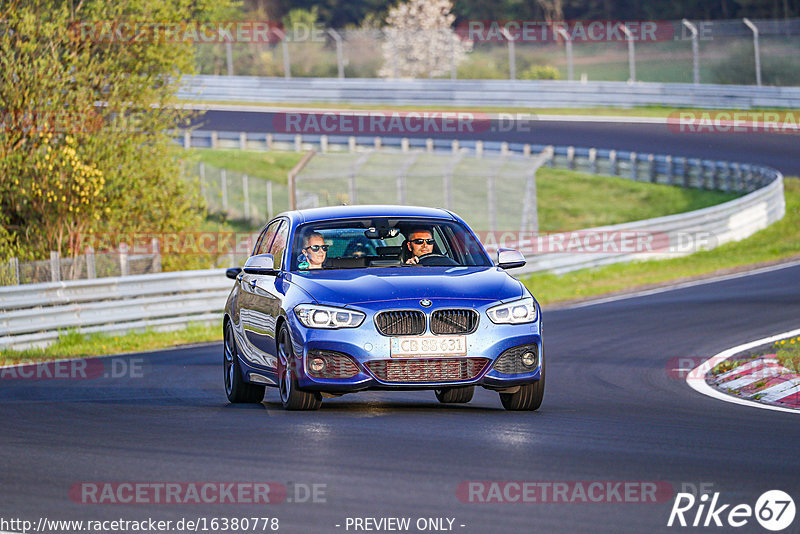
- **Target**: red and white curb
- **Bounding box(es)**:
[687,328,800,414]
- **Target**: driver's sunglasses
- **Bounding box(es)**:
[411,239,435,245]
[304,244,329,252]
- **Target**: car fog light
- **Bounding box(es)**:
[521,352,537,368]
[310,357,326,373]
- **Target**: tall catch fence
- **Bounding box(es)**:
[194,18,800,86]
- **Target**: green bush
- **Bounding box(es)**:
[519,64,561,80]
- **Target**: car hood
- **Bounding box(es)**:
[287,267,523,305]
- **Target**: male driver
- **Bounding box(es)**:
[301,232,329,269]
[404,229,435,264]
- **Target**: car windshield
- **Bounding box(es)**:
[290,218,492,271]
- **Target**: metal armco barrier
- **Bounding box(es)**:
[0,270,229,350]
[178,76,800,110]
[2,126,785,350]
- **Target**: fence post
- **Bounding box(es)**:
[589,147,597,174]
[665,155,674,184]
[374,137,382,150]
[426,138,434,152]
[523,144,531,157]
[567,146,575,170]
[221,169,228,212]
[199,162,207,203]
[50,251,60,282]
[348,136,356,153]
[119,243,129,277]
[475,141,483,158]
[151,238,161,273]
[239,132,247,150]
[555,27,574,81]
[211,131,218,149]
[401,138,409,153]
[267,181,274,220]
[609,150,617,176]
[501,28,516,80]
[648,154,656,182]
[682,19,700,84]
[266,133,273,150]
[620,24,636,82]
[546,145,554,168]
[85,247,95,279]
[743,18,762,86]
[10,257,19,285]
[294,134,302,152]
[328,28,345,79]
[320,135,328,153]
[630,152,638,180]
[225,41,234,76]
[243,174,250,220]
[183,130,191,149]
[277,29,291,79]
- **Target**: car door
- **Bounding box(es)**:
[239,218,288,373]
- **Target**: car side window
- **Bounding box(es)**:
[255,220,281,256]
[269,221,289,270]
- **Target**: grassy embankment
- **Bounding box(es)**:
[3,148,796,363]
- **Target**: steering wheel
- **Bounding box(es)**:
[417,253,458,266]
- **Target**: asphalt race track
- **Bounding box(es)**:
[194,109,800,176]
[3,263,800,533]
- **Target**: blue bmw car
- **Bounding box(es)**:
[223,205,544,411]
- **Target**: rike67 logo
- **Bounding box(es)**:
[668,489,795,531]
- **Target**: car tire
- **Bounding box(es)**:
[224,321,265,403]
[277,325,322,411]
[499,356,545,411]
[435,385,475,404]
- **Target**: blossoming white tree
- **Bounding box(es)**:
[379,0,472,78]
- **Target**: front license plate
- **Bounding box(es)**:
[390,335,467,357]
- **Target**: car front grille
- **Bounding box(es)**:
[430,309,479,334]
[307,350,360,379]
[366,357,490,383]
[375,310,426,336]
[492,344,539,375]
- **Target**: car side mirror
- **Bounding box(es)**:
[243,254,277,275]
[225,267,242,280]
[497,249,526,270]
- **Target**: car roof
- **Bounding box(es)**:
[283,205,459,225]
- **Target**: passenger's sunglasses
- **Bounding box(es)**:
[410,239,435,245]
[304,245,329,252]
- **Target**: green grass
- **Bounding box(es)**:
[772,335,800,373]
[0,323,221,366]
[191,149,303,183]
[536,168,738,231]
[521,177,800,306]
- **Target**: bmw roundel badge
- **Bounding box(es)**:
[420,299,432,307]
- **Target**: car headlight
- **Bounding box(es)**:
[486,297,538,324]
[294,304,365,329]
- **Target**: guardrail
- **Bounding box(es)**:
[0,270,228,350]
[2,128,785,350]
[178,76,800,109]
